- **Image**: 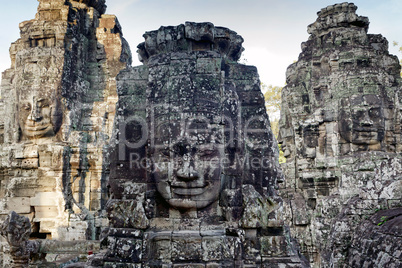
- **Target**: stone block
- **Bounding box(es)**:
[36,176,57,192]
[7,177,37,197]
[196,58,221,74]
[106,199,149,229]
[13,146,24,159]
[243,236,261,262]
[21,158,39,169]
[90,178,101,190]
[171,232,202,262]
[4,197,31,214]
[30,192,60,207]
[38,151,53,167]
[34,206,59,219]
[260,236,289,257]
[114,238,143,262]
[201,236,231,262]
[22,145,38,158]
[146,231,172,261]
[206,262,234,268]
[104,263,141,268]
[38,220,56,233]
[169,59,196,76]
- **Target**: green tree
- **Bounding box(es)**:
[392,41,402,77]
[262,83,286,163]
[263,84,282,117]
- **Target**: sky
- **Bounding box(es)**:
[0,0,401,87]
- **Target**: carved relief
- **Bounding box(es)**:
[0,212,40,268]
[99,22,306,267]
[278,3,402,267]
[153,119,224,210]
[18,90,62,141]
[339,94,385,146]
[0,0,130,265]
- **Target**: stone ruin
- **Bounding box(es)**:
[0,0,130,265]
[0,0,307,267]
[0,1,401,267]
[94,21,306,267]
[278,2,402,267]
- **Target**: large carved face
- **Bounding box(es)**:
[339,94,385,145]
[152,117,223,210]
[18,90,62,140]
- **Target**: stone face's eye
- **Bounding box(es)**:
[22,103,31,111]
[369,108,380,118]
[161,149,170,157]
[37,99,50,108]
[352,110,364,119]
[40,103,49,108]
[199,148,217,159]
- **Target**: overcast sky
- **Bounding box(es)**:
[1,0,401,87]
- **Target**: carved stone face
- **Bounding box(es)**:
[278,126,294,159]
[339,94,385,145]
[18,91,62,140]
[152,118,223,210]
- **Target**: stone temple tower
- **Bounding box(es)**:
[93,22,307,267]
[0,1,309,267]
[0,0,131,265]
[278,3,402,267]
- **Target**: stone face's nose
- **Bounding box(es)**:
[28,100,43,122]
[176,160,199,181]
[360,111,373,127]
[174,142,200,181]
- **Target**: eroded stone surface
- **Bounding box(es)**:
[278,3,402,267]
[0,212,40,267]
[345,207,402,268]
[94,22,307,267]
[3,1,400,267]
[0,0,130,266]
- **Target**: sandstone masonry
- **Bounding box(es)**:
[0,0,130,265]
[278,3,402,267]
[0,1,401,268]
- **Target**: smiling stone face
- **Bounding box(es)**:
[152,118,223,210]
[339,94,385,145]
[18,90,62,140]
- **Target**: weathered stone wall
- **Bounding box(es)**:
[0,0,130,265]
[278,3,402,267]
[2,1,400,267]
[0,98,3,144]
[345,207,401,267]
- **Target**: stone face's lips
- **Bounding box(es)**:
[353,128,383,132]
[170,180,207,188]
[171,181,210,196]
[23,124,52,137]
[25,124,50,131]
[172,186,207,196]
